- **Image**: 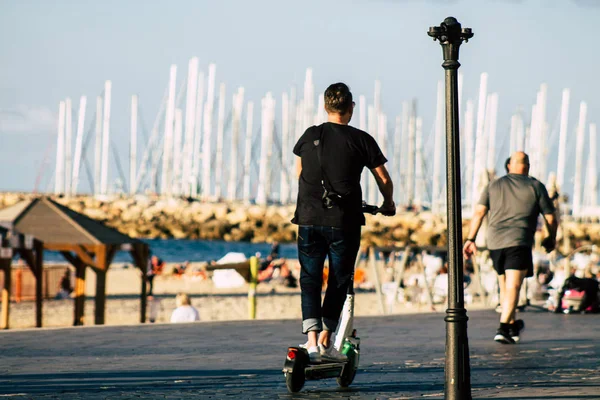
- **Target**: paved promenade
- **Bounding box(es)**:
[0,308,598,399]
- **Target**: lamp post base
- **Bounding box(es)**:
[445,307,471,400]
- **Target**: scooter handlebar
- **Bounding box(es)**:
[361,202,379,215]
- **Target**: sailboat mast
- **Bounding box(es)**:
[242,101,254,203]
[129,95,138,195]
[214,83,226,199]
[256,93,272,205]
[463,100,475,207]
[414,116,424,207]
[100,80,112,195]
[432,80,444,214]
[72,96,87,195]
[265,93,275,200]
[536,84,548,182]
[359,95,368,201]
[572,101,588,217]
[471,73,488,211]
[406,100,417,207]
[182,57,199,197]
[486,93,499,173]
[64,98,73,195]
[228,88,244,202]
[280,92,290,204]
[367,105,377,205]
[393,114,402,205]
[172,108,183,195]
[191,71,205,197]
[94,96,103,195]
[161,65,177,196]
[54,101,66,195]
[556,89,570,190]
[584,123,597,209]
[201,64,216,200]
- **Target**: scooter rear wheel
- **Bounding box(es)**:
[284,348,308,393]
[285,369,305,393]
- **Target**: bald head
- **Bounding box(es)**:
[508,151,530,175]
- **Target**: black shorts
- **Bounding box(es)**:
[489,246,533,277]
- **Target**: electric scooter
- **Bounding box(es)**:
[282,202,379,393]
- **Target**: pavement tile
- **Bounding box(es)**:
[0,309,598,399]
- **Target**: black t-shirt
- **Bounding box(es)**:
[292,122,387,228]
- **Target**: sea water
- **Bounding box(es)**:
[43,239,298,264]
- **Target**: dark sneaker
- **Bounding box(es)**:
[494,328,515,344]
[510,320,525,343]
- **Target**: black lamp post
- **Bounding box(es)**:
[428,17,473,400]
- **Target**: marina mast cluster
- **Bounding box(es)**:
[52,59,596,218]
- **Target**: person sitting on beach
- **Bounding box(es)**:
[147,255,165,296]
[191,265,208,281]
[292,82,395,362]
[258,255,275,282]
[433,264,449,304]
[270,241,281,259]
[170,293,200,323]
[56,269,73,299]
[172,261,190,277]
[258,257,297,287]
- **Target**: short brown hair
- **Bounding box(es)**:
[176,293,191,307]
[324,83,353,114]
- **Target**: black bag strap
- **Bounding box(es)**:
[314,125,335,193]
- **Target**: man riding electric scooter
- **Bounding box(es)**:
[285,83,395,390]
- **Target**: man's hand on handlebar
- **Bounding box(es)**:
[377,200,396,216]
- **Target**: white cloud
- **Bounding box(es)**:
[0,105,56,134]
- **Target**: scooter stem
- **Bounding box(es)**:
[333,293,355,350]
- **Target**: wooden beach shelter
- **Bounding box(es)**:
[0,225,43,329]
[0,197,150,326]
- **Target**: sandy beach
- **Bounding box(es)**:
[4,264,492,329]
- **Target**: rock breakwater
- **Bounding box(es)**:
[0,192,597,251]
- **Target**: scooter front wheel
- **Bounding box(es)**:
[337,369,356,388]
[337,343,359,388]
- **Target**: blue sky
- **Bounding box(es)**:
[0,0,598,194]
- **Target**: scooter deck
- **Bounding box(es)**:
[283,347,349,381]
[305,361,346,380]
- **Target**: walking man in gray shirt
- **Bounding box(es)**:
[463,151,558,344]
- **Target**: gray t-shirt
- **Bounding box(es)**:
[478,174,555,250]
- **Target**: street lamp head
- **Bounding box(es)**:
[428,17,473,43]
[428,17,473,67]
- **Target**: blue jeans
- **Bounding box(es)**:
[298,225,361,333]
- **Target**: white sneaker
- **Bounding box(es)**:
[299,341,308,349]
[319,343,347,362]
[307,346,321,363]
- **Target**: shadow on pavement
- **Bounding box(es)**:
[488,396,600,400]
[0,369,281,395]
